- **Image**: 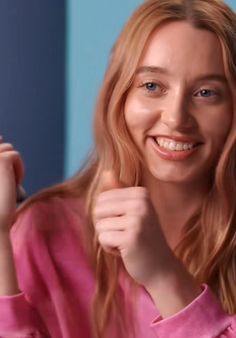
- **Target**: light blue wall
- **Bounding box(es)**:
[65,0,236,178]
[65,0,143,177]
[227,0,236,8]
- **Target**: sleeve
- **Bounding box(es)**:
[0,293,48,337]
[150,284,236,338]
[0,203,51,338]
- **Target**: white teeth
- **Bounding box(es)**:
[164,141,169,148]
[176,143,183,151]
[155,138,194,151]
[169,142,176,150]
[159,139,164,147]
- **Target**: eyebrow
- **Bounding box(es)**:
[136,66,169,75]
[135,66,228,84]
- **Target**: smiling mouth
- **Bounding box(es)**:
[153,137,200,152]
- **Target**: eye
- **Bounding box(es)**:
[144,82,160,92]
[138,81,164,95]
[195,89,217,98]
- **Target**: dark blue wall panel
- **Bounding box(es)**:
[0,1,65,195]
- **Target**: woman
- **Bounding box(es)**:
[1,0,236,337]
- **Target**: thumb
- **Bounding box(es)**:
[99,170,125,193]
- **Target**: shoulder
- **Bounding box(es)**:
[13,195,86,229]
[10,196,95,309]
[11,196,88,255]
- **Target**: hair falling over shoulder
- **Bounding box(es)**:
[16,0,236,337]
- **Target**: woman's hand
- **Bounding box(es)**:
[93,170,173,287]
[94,170,201,317]
[0,142,24,232]
[0,141,24,295]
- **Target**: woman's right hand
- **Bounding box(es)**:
[0,142,24,233]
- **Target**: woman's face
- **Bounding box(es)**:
[124,21,233,185]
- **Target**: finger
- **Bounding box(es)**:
[94,170,127,224]
[99,170,125,193]
[0,150,24,185]
[98,230,125,253]
[11,151,24,185]
[97,186,149,202]
[0,143,14,152]
[93,170,126,223]
[0,140,26,203]
[93,200,125,220]
[94,196,143,220]
[95,216,127,232]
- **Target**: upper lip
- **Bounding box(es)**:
[151,135,203,144]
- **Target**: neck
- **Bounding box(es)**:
[142,173,210,250]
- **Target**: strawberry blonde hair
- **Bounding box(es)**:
[16,0,236,337]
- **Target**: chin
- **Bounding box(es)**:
[147,165,210,185]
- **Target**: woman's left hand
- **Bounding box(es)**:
[93,170,174,288]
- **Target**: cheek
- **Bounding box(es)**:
[202,105,232,147]
[214,106,232,139]
[124,94,158,132]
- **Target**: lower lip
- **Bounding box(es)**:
[149,138,200,161]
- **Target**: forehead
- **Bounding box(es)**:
[139,21,225,77]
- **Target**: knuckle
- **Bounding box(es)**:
[92,205,99,218]
[0,151,20,166]
[0,156,12,167]
[0,142,14,148]
[98,233,103,244]
[132,199,148,215]
[97,191,108,201]
[94,219,100,231]
[12,151,20,159]
[94,219,105,232]
[1,150,19,158]
[98,232,107,244]
[93,205,104,223]
[136,187,149,198]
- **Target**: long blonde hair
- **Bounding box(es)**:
[16,0,236,337]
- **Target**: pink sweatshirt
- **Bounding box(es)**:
[0,196,236,338]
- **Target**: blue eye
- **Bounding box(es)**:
[144,82,160,92]
[197,89,216,97]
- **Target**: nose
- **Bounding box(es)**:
[160,91,194,131]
